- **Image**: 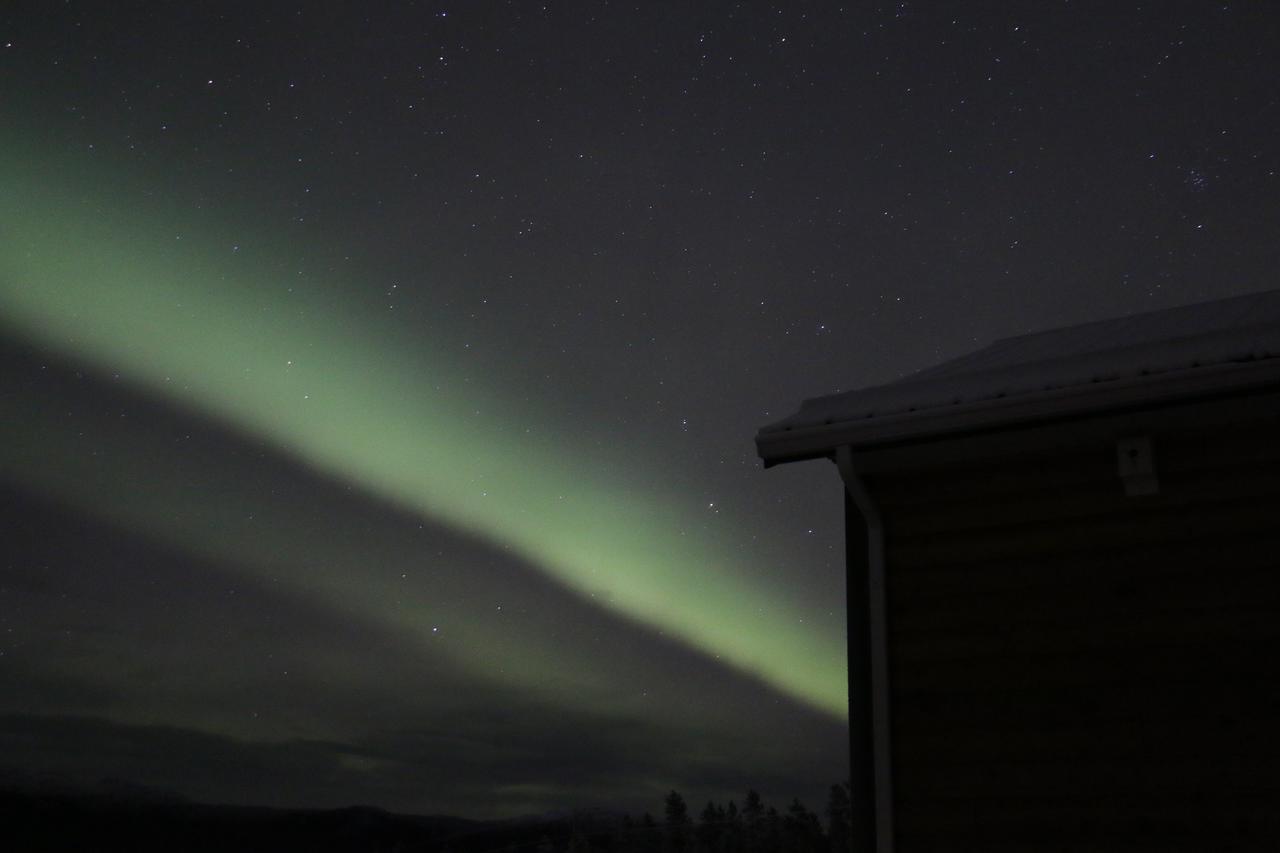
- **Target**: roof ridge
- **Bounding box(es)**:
[758,287,1280,462]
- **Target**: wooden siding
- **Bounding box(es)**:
[872,419,1280,851]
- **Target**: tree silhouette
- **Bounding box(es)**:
[784,798,825,853]
[825,783,852,853]
[697,801,721,852]
[664,790,691,852]
[618,815,637,853]
[741,790,764,853]
[605,785,844,853]
[641,812,662,850]
[723,800,743,853]
[763,806,783,853]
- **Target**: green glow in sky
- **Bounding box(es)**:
[0,143,847,719]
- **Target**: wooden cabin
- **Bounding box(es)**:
[756,289,1280,852]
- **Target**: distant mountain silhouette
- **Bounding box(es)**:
[2,784,478,853]
[1,782,654,852]
[93,776,190,804]
[2,781,849,852]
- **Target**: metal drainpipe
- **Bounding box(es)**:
[836,445,895,853]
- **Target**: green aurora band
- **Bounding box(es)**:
[0,142,848,719]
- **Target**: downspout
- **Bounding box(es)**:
[836,445,895,853]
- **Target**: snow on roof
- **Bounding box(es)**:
[757,288,1280,465]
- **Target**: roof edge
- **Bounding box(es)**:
[756,356,1280,467]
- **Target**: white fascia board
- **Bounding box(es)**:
[757,358,1280,467]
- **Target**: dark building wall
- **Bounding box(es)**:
[865,407,1280,851]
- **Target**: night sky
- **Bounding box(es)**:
[2,1,1278,819]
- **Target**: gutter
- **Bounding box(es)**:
[758,355,1280,467]
[836,445,895,853]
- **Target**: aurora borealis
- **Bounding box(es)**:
[0,135,845,719]
[4,0,1280,821]
[0,128,850,814]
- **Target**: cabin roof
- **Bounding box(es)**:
[757,288,1280,466]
